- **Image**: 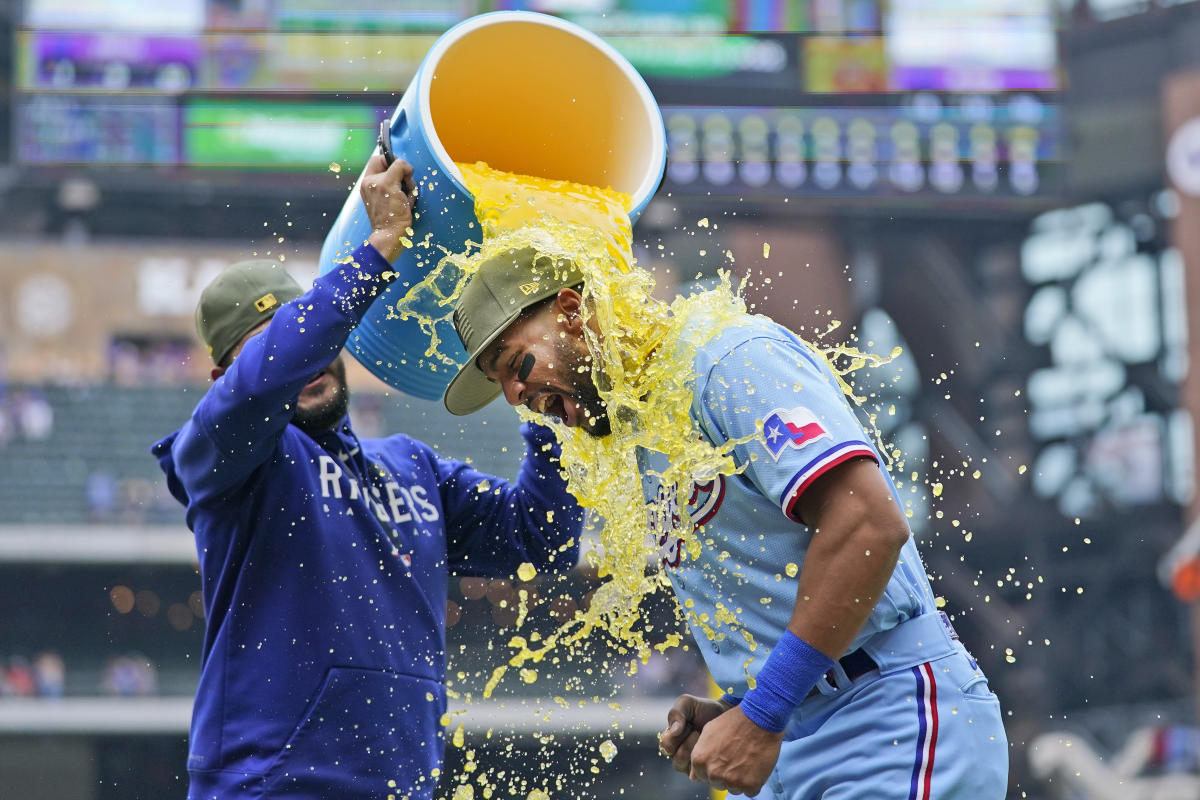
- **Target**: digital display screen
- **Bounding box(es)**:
[182,99,383,169]
[662,100,1059,199]
[887,0,1058,91]
[11,0,1061,203]
[605,34,793,81]
[25,0,205,32]
[202,31,438,92]
[19,31,201,92]
[16,95,180,164]
[272,0,477,32]
[491,0,734,33]
[804,36,887,93]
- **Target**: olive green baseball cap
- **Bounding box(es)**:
[443,246,583,416]
[195,259,304,365]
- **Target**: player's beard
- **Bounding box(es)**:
[558,337,610,438]
[293,357,350,434]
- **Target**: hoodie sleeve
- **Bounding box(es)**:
[439,422,583,577]
[170,244,395,505]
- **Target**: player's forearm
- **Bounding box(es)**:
[788,519,906,658]
[786,457,911,658]
[735,460,909,734]
[736,513,904,736]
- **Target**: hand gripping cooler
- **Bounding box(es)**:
[318,10,667,400]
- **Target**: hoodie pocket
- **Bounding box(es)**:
[262,666,446,800]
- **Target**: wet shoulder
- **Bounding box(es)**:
[686,311,807,376]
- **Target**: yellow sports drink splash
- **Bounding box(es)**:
[384,162,754,697]
[399,162,904,799]
[390,162,899,708]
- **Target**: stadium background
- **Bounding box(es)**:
[2,0,1200,797]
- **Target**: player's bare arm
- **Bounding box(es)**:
[361,154,416,263]
[787,455,911,657]
[684,456,910,795]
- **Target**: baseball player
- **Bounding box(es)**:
[151,161,582,800]
[440,246,1009,799]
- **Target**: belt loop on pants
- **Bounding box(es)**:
[806,647,879,699]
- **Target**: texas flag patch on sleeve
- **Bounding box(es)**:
[762,407,831,461]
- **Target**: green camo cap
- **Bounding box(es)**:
[443,246,584,416]
[196,260,304,365]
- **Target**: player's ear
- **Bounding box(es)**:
[556,288,583,327]
[210,366,226,382]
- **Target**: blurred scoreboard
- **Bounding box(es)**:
[662,98,1058,200]
[17,95,180,165]
[10,0,1063,203]
[15,96,385,169]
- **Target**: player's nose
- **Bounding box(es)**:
[501,378,526,407]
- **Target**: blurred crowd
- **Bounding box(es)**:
[0,652,63,698]
[0,389,54,449]
[0,651,160,699]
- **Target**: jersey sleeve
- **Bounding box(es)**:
[694,335,880,523]
[436,422,583,577]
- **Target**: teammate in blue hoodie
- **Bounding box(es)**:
[152,156,582,800]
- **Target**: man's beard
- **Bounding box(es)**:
[293,358,350,434]
[559,339,610,438]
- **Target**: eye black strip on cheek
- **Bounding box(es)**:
[517,353,535,382]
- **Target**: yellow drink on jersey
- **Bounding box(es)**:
[411,163,898,799]
[385,162,748,694]
[389,162,895,701]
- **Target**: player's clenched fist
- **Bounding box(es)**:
[687,704,783,797]
[361,154,416,263]
[658,694,730,774]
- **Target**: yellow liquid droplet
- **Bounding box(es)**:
[784,562,799,578]
[931,482,943,497]
[599,739,618,762]
[516,562,538,582]
[328,161,342,174]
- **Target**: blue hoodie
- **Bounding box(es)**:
[152,243,582,800]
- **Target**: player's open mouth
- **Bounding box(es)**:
[303,370,327,390]
[531,392,569,424]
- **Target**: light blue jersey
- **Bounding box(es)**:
[640,309,936,696]
[639,308,1008,800]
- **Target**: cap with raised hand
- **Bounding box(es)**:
[195,260,304,366]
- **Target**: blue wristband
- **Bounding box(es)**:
[740,631,834,733]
